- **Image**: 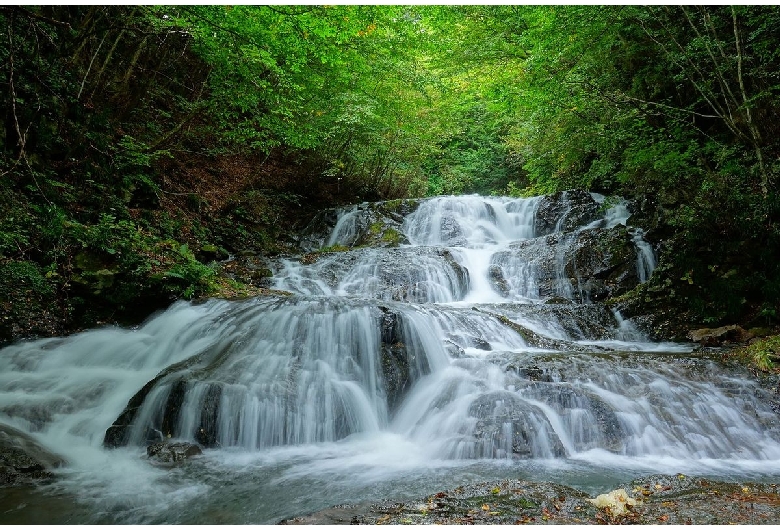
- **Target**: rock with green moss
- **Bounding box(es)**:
[294,199,419,251]
[196,244,229,263]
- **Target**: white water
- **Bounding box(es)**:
[2,192,779,524]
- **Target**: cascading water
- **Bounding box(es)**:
[1,192,779,524]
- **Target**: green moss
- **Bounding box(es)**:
[386,199,402,208]
[318,244,350,253]
[381,227,401,245]
[369,221,383,235]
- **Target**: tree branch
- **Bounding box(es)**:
[3,6,72,29]
[732,6,769,197]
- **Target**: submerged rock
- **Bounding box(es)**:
[0,424,66,486]
[146,441,202,466]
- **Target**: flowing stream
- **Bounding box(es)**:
[1,193,779,524]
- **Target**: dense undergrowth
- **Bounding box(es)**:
[1,5,779,346]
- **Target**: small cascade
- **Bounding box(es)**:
[593,194,657,282]
[326,204,368,247]
[1,191,778,524]
[632,228,657,282]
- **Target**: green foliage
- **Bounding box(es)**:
[157,244,218,299]
[2,4,780,340]
[0,260,54,298]
[733,336,780,372]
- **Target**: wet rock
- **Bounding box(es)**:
[219,255,274,287]
[294,199,419,252]
[106,299,431,448]
[534,190,601,236]
[477,302,616,342]
[281,479,593,525]
[520,382,625,452]
[146,441,202,465]
[487,265,510,297]
[280,246,470,303]
[544,296,573,305]
[379,307,414,412]
[469,392,567,458]
[381,341,411,413]
[103,316,253,448]
[0,424,65,486]
[564,225,639,302]
[490,225,641,303]
[514,366,552,382]
[294,208,339,251]
[438,215,468,247]
[443,339,466,358]
[688,325,753,346]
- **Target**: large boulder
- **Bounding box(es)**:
[469,392,567,458]
[687,325,754,346]
[489,225,642,303]
[534,190,602,236]
[564,225,642,302]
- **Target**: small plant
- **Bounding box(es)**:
[157,244,219,299]
[732,336,780,372]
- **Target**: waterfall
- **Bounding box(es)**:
[1,192,778,524]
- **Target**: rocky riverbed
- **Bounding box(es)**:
[281,474,780,525]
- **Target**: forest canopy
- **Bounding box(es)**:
[1,5,779,341]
